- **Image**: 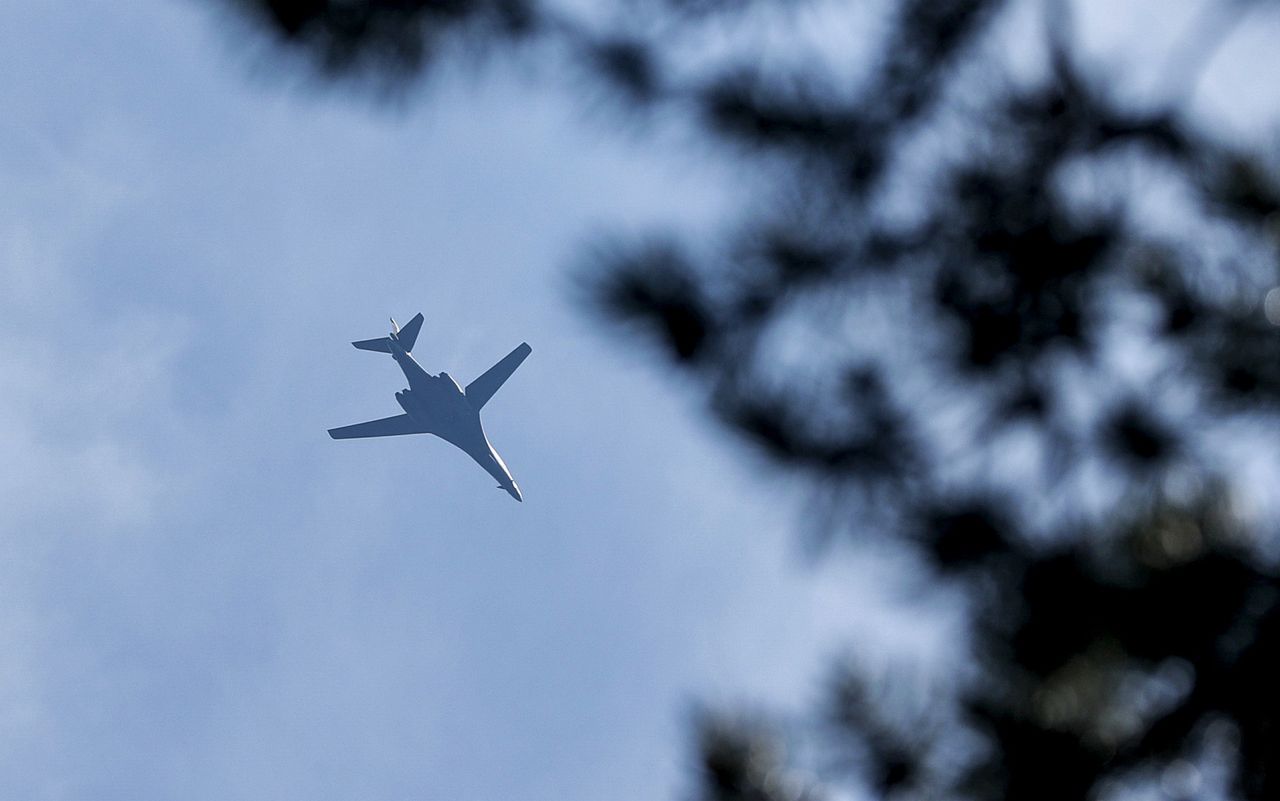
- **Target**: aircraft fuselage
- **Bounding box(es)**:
[329,314,529,502]
[388,340,522,501]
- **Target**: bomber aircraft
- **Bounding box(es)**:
[328,313,531,501]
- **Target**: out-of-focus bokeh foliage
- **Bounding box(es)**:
[218,0,1280,797]
[224,0,537,80]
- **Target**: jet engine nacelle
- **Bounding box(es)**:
[437,371,463,393]
[395,390,413,414]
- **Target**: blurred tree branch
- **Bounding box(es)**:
[216,0,1280,797]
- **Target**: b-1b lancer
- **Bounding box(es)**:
[328,313,531,502]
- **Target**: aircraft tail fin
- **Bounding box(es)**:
[466,342,532,410]
[397,313,424,352]
[352,312,424,353]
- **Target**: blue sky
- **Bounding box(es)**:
[5,2,1277,800]
[0,3,904,799]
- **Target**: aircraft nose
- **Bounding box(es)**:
[509,482,523,502]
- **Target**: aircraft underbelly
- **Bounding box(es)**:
[394,369,516,494]
[398,387,464,429]
[416,407,512,483]
[401,394,494,460]
[465,440,514,483]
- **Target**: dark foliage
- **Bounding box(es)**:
[225,0,536,79]
[218,0,1280,798]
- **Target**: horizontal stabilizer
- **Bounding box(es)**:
[397,313,424,352]
[352,337,393,353]
[328,413,426,439]
[466,342,532,410]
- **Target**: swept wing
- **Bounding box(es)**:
[328,414,426,439]
[465,343,532,410]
